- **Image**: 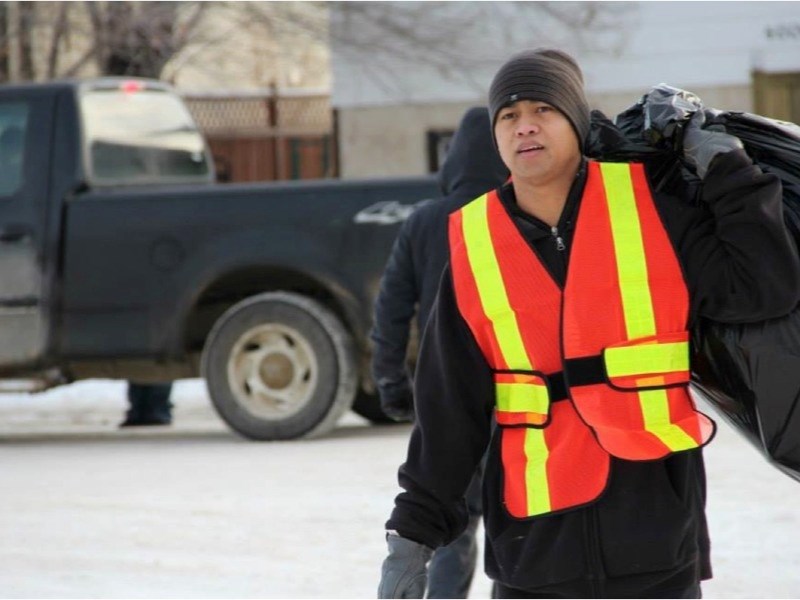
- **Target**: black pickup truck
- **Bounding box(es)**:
[0,77,437,440]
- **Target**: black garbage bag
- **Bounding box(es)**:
[705,111,800,243]
[586,108,701,204]
[692,313,800,482]
[587,85,800,482]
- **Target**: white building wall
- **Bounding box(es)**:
[332,1,800,178]
[581,2,800,94]
[337,102,476,178]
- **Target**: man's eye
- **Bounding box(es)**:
[501,112,516,120]
[537,106,552,113]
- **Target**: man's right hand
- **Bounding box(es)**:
[681,110,744,179]
[378,378,415,422]
[378,533,432,599]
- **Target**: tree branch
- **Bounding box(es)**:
[47,3,70,79]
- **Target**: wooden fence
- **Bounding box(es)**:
[753,71,800,124]
[183,90,336,183]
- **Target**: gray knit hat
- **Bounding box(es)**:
[488,48,590,150]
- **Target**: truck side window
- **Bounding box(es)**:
[80,84,213,187]
[0,103,29,197]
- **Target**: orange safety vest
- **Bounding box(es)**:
[448,160,715,519]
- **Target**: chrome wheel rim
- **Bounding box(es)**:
[226,323,318,420]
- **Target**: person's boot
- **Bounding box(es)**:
[119,383,173,427]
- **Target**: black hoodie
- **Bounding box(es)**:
[370,107,508,395]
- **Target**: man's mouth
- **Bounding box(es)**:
[517,143,544,154]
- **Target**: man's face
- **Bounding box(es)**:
[494,99,580,186]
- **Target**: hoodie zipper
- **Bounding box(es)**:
[551,226,566,252]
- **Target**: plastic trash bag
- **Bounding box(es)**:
[692,313,800,482]
[705,110,800,243]
[587,85,800,482]
[586,108,701,203]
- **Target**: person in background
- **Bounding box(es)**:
[371,106,508,598]
[378,48,800,598]
[120,382,173,427]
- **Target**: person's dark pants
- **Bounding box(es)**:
[427,465,483,598]
[494,582,700,599]
[492,561,702,599]
[121,382,174,426]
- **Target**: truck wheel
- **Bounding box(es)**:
[201,292,357,440]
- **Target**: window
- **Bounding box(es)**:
[80,84,213,186]
[0,102,29,197]
[426,129,455,173]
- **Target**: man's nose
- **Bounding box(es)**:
[515,119,540,136]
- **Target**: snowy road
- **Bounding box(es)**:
[1,380,798,598]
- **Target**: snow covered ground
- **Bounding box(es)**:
[0,379,798,598]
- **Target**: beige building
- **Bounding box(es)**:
[167,3,330,93]
[331,1,800,179]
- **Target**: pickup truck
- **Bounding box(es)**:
[0,77,438,440]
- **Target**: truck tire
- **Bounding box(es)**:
[201,292,357,440]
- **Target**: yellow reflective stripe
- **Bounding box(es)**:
[600,163,693,450]
[600,163,656,339]
[605,341,689,378]
[462,196,551,513]
[523,428,551,515]
[639,388,701,451]
[496,382,550,414]
[462,196,533,370]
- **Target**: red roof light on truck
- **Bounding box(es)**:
[120,80,144,95]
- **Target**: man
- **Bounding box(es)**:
[378,49,800,598]
[371,106,508,598]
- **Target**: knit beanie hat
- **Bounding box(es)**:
[488,48,590,150]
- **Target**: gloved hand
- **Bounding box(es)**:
[378,533,433,599]
[681,109,744,179]
[377,378,415,422]
[640,83,743,179]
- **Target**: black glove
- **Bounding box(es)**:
[377,377,415,422]
[681,110,744,179]
[641,83,743,179]
[378,533,432,599]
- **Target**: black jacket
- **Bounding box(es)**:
[370,107,508,395]
[386,150,800,593]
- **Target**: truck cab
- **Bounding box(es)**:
[0,78,214,373]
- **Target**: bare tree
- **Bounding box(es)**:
[0,1,210,82]
[46,3,69,79]
[82,2,209,78]
[327,2,632,95]
[17,1,35,80]
[72,2,208,78]
[0,1,629,89]
[188,1,330,88]
[0,3,9,81]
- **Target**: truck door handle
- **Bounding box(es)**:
[0,224,32,243]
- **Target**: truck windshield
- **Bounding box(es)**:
[80,86,213,186]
